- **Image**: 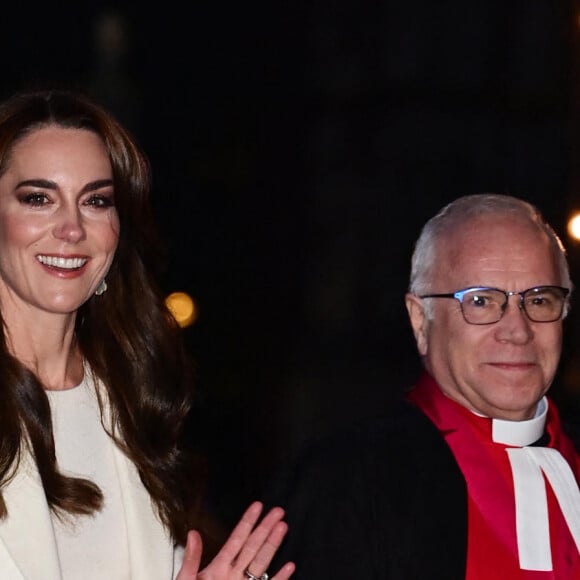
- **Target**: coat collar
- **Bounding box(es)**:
[94,370,177,578]
[0,371,176,579]
[111,438,176,578]
[0,446,61,579]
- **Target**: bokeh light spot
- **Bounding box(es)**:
[165,291,197,328]
[567,212,580,242]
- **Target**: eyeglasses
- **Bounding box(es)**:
[419,286,570,325]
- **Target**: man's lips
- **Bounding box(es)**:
[487,362,536,370]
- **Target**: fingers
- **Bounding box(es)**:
[233,505,285,566]
[175,530,202,580]
[239,512,294,580]
[233,504,291,579]
[271,561,296,580]
[208,501,294,580]
[210,501,266,565]
[238,519,287,575]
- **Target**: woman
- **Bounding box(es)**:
[0,88,295,579]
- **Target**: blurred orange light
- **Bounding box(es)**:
[165,291,197,328]
[567,212,580,242]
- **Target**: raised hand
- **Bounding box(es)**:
[176,501,295,580]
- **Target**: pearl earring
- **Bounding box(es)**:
[95,279,108,296]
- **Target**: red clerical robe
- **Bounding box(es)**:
[408,373,580,579]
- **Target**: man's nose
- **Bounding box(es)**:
[494,295,533,344]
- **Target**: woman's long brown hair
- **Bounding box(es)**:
[0,89,206,546]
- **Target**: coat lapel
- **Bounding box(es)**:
[111,440,176,579]
[0,444,177,580]
[0,446,62,579]
[0,367,178,580]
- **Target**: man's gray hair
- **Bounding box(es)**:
[409,193,572,317]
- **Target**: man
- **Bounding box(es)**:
[265,193,580,579]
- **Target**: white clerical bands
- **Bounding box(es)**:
[244,568,269,580]
[507,447,580,571]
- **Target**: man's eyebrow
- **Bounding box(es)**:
[15,178,114,192]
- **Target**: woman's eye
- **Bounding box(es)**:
[85,194,115,208]
[19,193,50,207]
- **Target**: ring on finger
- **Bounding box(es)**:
[244,567,269,580]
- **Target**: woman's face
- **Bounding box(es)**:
[0,125,120,317]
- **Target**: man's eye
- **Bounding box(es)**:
[19,193,50,207]
[470,295,490,307]
[529,296,550,307]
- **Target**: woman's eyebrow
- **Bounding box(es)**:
[15,178,114,192]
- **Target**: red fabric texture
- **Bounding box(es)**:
[407,372,580,579]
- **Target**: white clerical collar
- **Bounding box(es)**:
[491,397,548,447]
[470,396,580,571]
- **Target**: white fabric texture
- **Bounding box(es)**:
[507,447,580,571]
[486,398,580,571]
[0,371,179,580]
[46,374,131,580]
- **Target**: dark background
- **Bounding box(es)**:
[4,1,580,530]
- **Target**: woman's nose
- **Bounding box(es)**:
[52,206,86,243]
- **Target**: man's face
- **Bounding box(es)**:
[406,216,566,420]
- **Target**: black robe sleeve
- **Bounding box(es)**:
[263,400,468,579]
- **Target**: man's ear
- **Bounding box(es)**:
[405,293,429,356]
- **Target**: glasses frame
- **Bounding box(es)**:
[419,285,570,325]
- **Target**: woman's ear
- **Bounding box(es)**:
[405,293,429,356]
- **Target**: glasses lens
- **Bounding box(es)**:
[460,288,506,324]
[522,286,567,322]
